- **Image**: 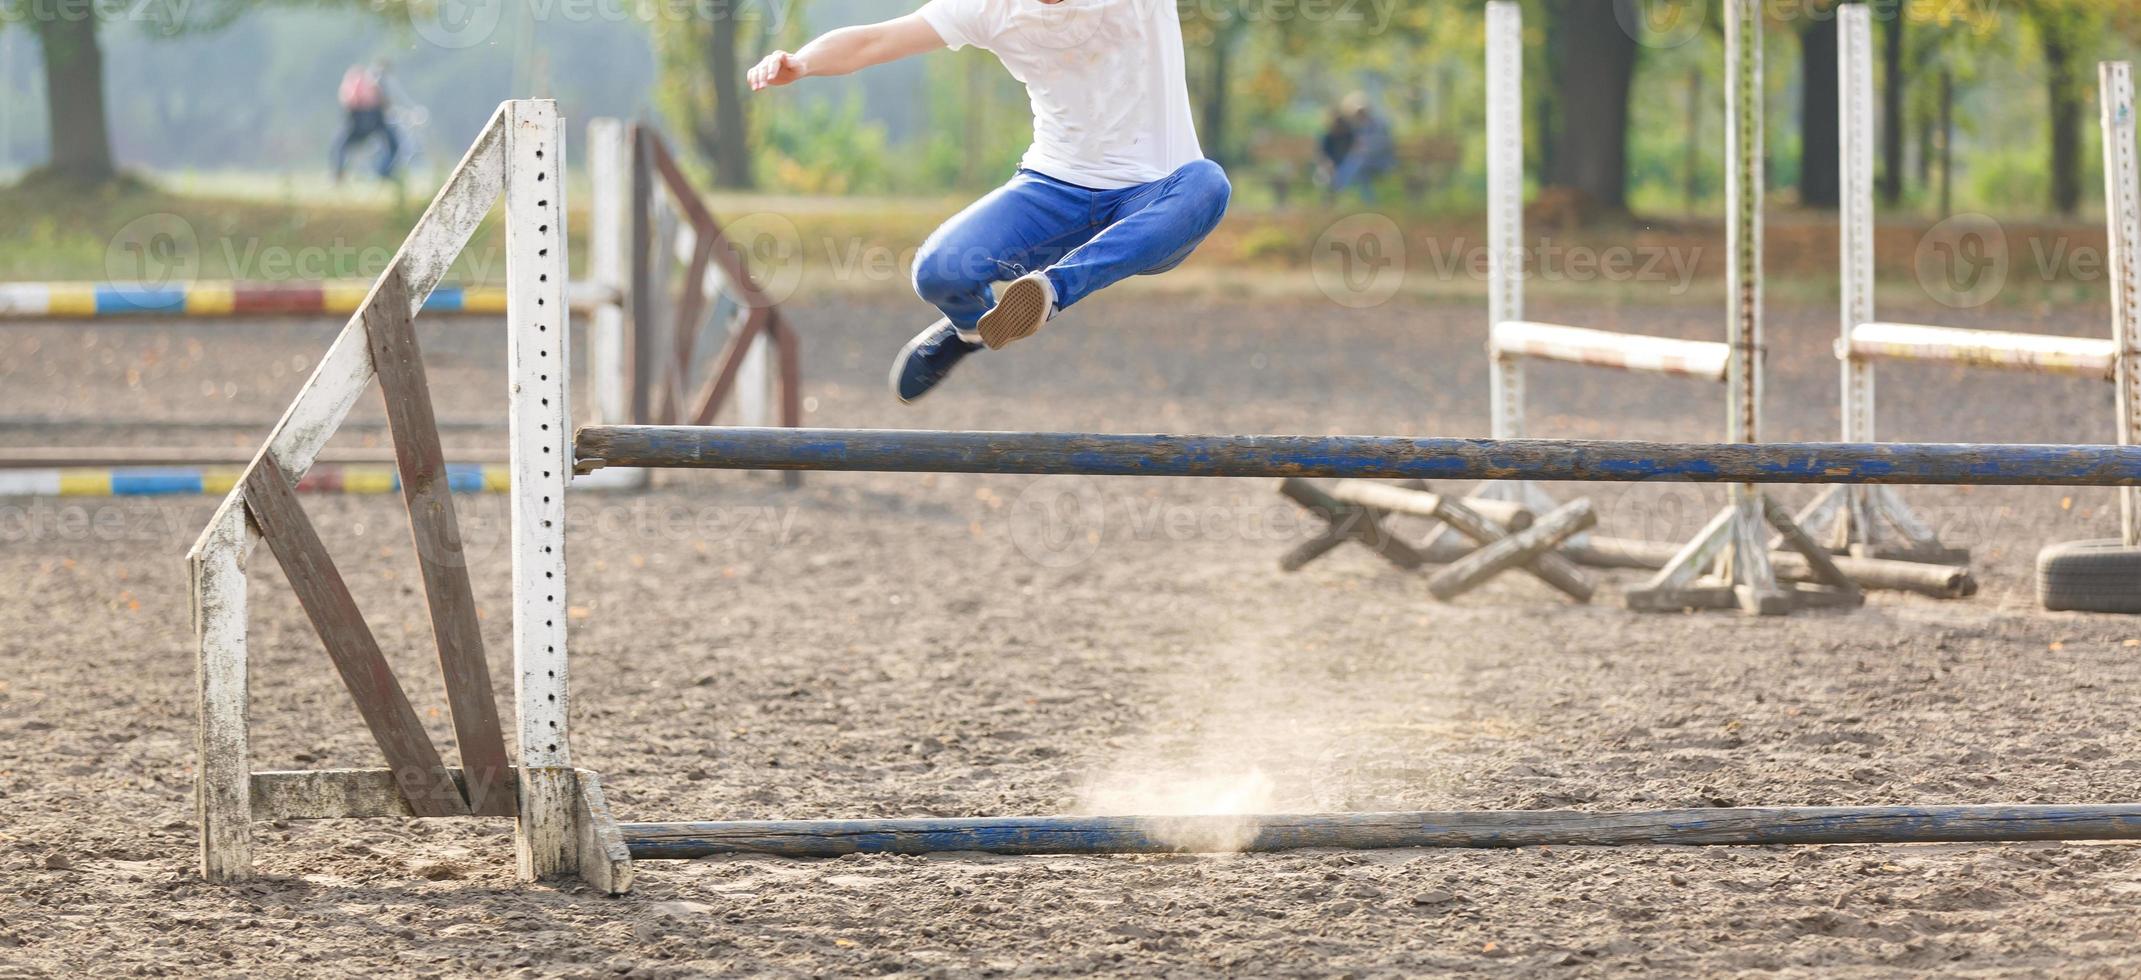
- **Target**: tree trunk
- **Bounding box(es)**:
[1198,17,1243,167]
[706,8,753,190]
[1799,13,1840,209]
[2042,27,2082,216]
[1878,9,1906,205]
[35,13,116,181]
[1544,0,1639,212]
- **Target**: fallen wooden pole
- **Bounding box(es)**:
[1323,481,1535,530]
[576,426,2141,486]
[619,804,2141,859]
[1564,536,1975,599]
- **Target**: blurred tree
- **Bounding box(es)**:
[1877,0,1905,205]
[655,0,787,189]
[1,1,119,183]
[1181,1,1253,166]
[1542,0,1640,213]
[2026,1,2094,215]
[1799,2,1842,209]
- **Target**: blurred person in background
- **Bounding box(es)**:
[332,60,402,183]
[1322,92,1393,203]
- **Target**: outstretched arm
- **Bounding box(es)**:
[749,14,946,90]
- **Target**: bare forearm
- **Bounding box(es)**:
[792,24,903,78]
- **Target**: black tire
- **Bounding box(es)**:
[2037,539,2141,614]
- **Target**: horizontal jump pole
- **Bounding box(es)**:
[1847,322,2117,380]
[574,426,2141,487]
[0,280,615,320]
[620,804,2141,859]
[1491,321,1730,381]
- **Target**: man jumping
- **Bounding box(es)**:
[749,0,1232,403]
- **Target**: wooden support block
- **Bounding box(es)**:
[1429,499,1598,602]
[363,273,516,817]
[574,769,635,895]
[1276,478,1430,570]
[241,464,467,817]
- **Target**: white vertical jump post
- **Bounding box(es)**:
[1623,0,1796,615]
[2105,62,2141,547]
[1485,0,1526,446]
[503,100,580,881]
[1806,9,2141,556]
[1484,0,1847,613]
[189,100,627,893]
[1793,5,1965,561]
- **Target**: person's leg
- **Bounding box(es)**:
[1043,159,1232,312]
[375,121,401,179]
[331,114,361,181]
[911,171,1098,337]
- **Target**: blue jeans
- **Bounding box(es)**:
[913,160,1232,333]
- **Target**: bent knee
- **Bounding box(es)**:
[1176,158,1233,222]
[911,249,980,305]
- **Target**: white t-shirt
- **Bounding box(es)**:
[918,0,1204,190]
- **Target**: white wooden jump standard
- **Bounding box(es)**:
[1802,6,2141,557]
[1483,0,1803,614]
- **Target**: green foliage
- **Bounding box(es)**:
[760,96,890,194]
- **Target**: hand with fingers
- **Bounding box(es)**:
[749,51,808,91]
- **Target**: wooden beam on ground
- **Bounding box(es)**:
[1323,480,1535,531]
[363,274,516,816]
[240,464,466,817]
[1563,535,1973,598]
[1429,498,1598,601]
[618,805,2141,859]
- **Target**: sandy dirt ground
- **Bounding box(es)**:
[6,289,2141,977]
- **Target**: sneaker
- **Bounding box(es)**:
[977,271,1056,350]
[889,318,984,403]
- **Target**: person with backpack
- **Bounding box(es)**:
[333,61,402,182]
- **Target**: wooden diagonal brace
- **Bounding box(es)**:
[242,464,467,817]
[363,274,516,816]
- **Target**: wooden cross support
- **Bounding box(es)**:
[1276,478,1430,571]
[1277,480,1598,603]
